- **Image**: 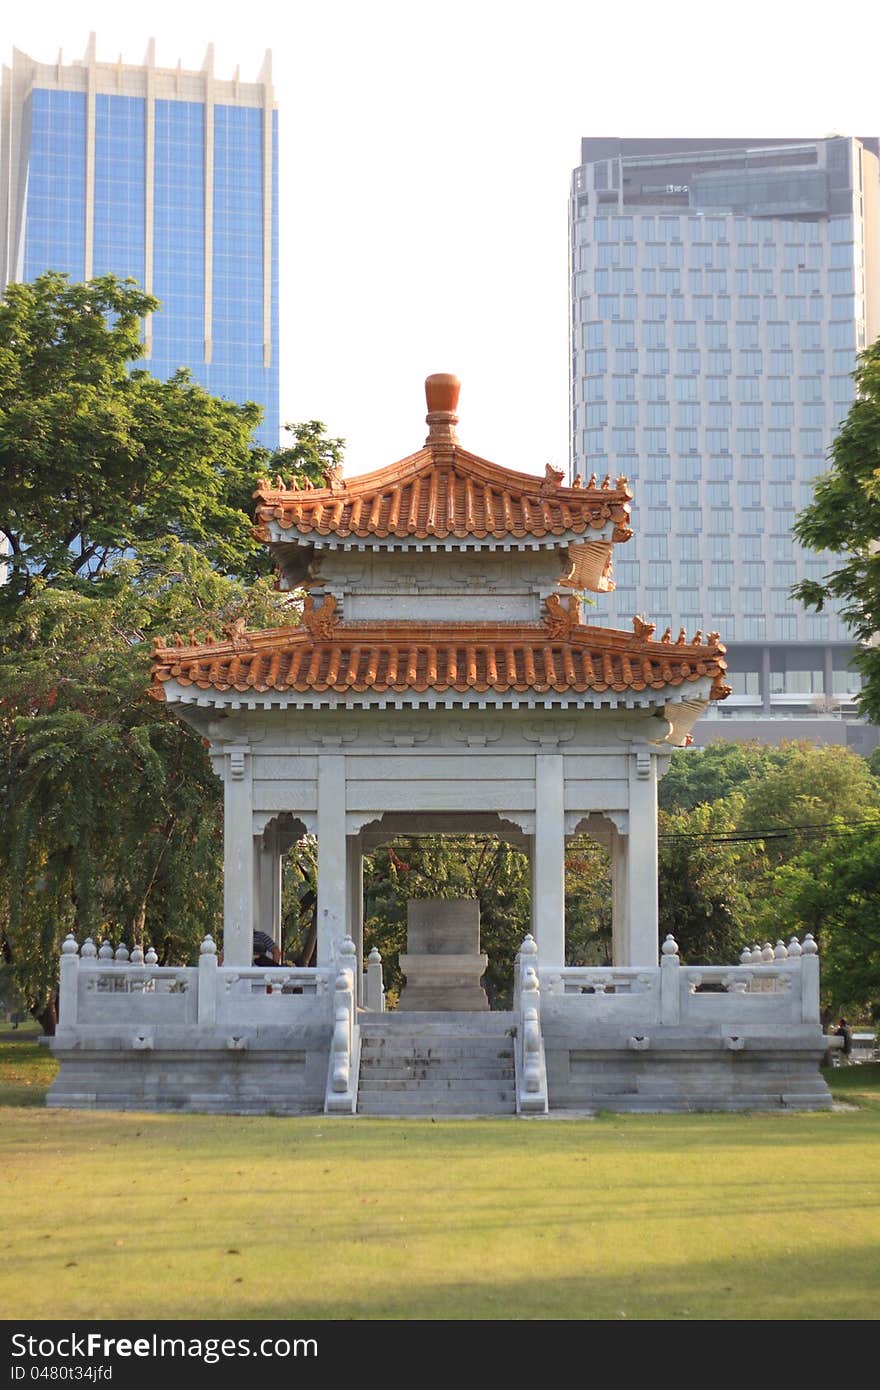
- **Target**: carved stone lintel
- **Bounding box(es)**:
[300,722,357,747]
[523,720,575,748]
[378,723,431,747]
[451,722,502,747]
[206,717,266,746]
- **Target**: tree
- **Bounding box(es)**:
[0,550,288,1031]
[659,740,788,813]
[736,743,880,861]
[794,339,880,720]
[0,272,346,601]
[658,797,767,963]
[0,272,346,1027]
[757,816,880,1019]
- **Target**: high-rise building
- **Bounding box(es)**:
[569,136,880,749]
[0,36,279,447]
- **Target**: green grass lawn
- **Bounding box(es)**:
[1,1043,878,1320]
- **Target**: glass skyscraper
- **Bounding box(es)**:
[569,136,880,748]
[1,36,279,447]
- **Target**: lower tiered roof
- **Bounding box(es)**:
[151,611,729,703]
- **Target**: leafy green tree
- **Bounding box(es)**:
[0,550,288,1031]
[0,273,348,1028]
[659,740,787,813]
[658,797,767,963]
[757,816,880,1019]
[0,272,346,601]
[793,338,880,719]
[736,743,880,861]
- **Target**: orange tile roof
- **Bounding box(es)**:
[151,612,729,702]
[253,452,633,545]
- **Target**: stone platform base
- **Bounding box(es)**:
[544,1028,832,1112]
[46,1025,330,1114]
[45,1020,832,1116]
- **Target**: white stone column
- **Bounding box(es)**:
[528,835,539,940]
[625,749,659,967]
[533,754,566,968]
[256,829,283,949]
[346,834,364,1002]
[317,755,348,967]
[223,745,255,967]
[610,825,629,967]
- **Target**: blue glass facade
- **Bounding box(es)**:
[23,89,87,280]
[93,95,145,286]
[14,77,279,448]
[151,100,205,375]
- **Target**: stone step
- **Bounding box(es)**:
[359,1044,514,1058]
[359,1077,515,1093]
[357,1098,516,1116]
[360,1012,516,1032]
[360,1064,514,1080]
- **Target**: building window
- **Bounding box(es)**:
[707,482,729,507]
[708,588,733,615]
[729,671,760,695]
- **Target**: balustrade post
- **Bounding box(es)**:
[659,933,680,1025]
[800,934,820,1025]
[198,934,218,1025]
[58,934,79,1027]
[366,946,385,1013]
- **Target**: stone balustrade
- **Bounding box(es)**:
[513,934,549,1113]
[538,933,821,1031]
[324,937,360,1114]
[57,932,334,1033]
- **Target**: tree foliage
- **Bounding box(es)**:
[793,338,880,719]
[659,797,765,964]
[0,554,288,1030]
[658,740,787,813]
[0,272,347,1027]
[0,272,346,600]
[756,817,880,1020]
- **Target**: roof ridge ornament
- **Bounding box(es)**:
[425,373,460,446]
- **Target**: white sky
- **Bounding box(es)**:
[5,0,880,474]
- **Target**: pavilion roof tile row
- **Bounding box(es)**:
[151,619,729,701]
[253,448,633,544]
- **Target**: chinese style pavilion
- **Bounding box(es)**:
[47,376,831,1115]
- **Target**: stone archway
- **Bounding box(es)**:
[354,811,534,1011]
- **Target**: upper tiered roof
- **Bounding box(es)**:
[253,375,632,547]
[151,374,728,732]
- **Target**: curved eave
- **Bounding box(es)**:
[259,522,623,552]
[155,676,716,718]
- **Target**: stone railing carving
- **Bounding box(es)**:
[324,936,360,1114]
[57,933,334,1037]
[537,934,821,1036]
[513,935,548,1114]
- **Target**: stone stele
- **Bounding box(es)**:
[398,899,489,1011]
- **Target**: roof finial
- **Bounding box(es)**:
[425,373,460,446]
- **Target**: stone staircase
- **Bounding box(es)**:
[356,1011,517,1116]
